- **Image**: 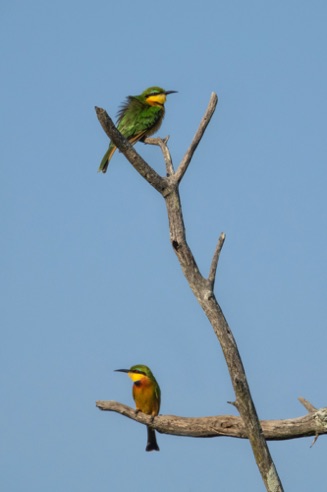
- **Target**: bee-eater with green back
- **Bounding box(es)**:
[98,86,177,173]
[115,364,161,452]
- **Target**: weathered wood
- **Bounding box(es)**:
[96,400,327,441]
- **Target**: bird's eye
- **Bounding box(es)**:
[134,369,146,376]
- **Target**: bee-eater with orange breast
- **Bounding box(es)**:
[115,364,161,452]
[98,86,177,173]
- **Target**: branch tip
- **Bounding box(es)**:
[310,434,319,448]
[174,92,218,183]
[143,136,174,175]
[208,232,226,288]
[298,397,317,413]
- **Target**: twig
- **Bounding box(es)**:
[174,92,218,184]
[143,136,174,176]
[208,232,226,289]
[298,397,317,413]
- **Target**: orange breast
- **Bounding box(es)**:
[133,377,159,416]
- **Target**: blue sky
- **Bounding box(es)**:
[2,1,327,490]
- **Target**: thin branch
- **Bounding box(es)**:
[298,397,317,413]
[143,136,175,176]
[208,232,226,288]
[174,92,218,184]
[96,400,327,441]
[95,107,167,195]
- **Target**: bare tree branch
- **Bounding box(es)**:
[96,400,327,441]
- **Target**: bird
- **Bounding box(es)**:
[98,86,177,173]
[115,364,161,452]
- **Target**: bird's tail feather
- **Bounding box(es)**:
[98,145,116,173]
[146,427,159,452]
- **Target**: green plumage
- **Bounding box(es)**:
[98,86,177,173]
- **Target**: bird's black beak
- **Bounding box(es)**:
[114,369,130,373]
[165,90,178,95]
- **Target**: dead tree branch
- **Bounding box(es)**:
[96,400,327,441]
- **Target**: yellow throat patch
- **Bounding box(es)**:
[128,371,146,382]
[146,93,166,106]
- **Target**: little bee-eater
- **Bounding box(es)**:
[98,86,177,173]
[115,364,161,452]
